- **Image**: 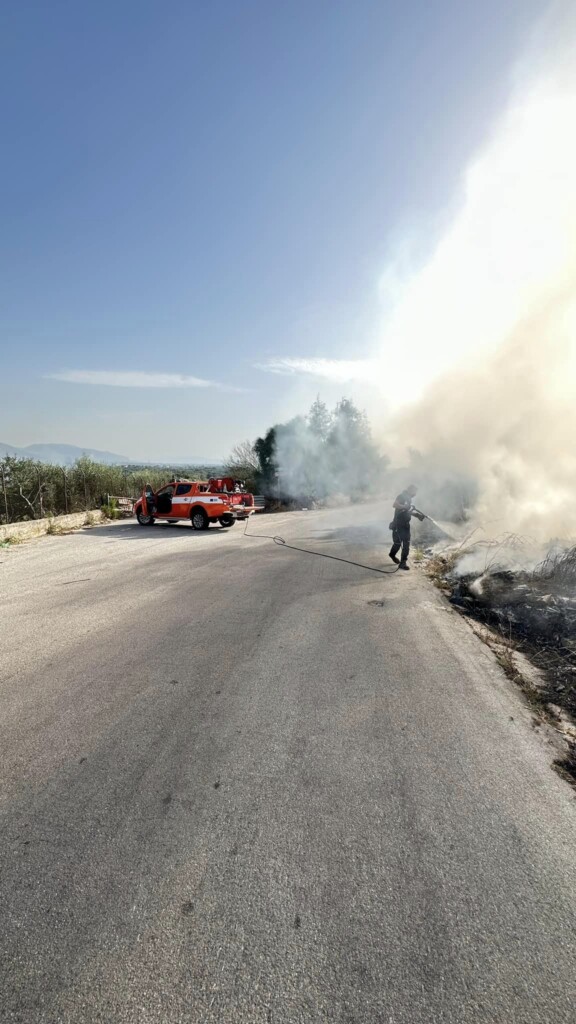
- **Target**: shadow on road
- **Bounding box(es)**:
[79,522,236,542]
[300,523,390,548]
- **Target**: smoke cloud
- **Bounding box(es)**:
[270,399,387,504]
[377,7,576,544]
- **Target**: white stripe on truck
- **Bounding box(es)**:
[174,496,223,505]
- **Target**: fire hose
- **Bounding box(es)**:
[243,517,401,573]
[243,504,446,575]
[410,506,428,522]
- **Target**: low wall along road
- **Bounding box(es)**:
[0,509,106,543]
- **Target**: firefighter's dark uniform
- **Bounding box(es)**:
[390,491,413,565]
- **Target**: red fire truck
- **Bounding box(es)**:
[134,478,264,530]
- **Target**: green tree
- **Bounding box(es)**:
[307,395,331,442]
[327,398,387,498]
[254,427,278,491]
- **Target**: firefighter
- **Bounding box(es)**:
[389,484,418,570]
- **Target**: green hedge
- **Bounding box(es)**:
[0,457,221,524]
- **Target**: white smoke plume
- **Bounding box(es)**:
[376,5,576,545]
[273,400,387,504]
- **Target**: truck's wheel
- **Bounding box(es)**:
[191,508,209,530]
[137,511,155,525]
[219,515,234,528]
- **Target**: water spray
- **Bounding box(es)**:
[410,506,456,541]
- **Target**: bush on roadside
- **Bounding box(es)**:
[101,498,120,520]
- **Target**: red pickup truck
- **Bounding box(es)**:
[134,478,263,530]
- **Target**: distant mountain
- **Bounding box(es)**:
[0,442,130,466]
[0,442,224,468]
[144,457,224,467]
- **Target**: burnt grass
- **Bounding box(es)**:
[428,547,576,783]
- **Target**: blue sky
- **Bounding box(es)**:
[0,0,543,460]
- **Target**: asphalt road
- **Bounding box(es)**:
[1,506,575,1024]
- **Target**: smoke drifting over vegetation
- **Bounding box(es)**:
[274,398,387,503]
[378,12,576,543]
[392,297,575,540]
[229,398,387,504]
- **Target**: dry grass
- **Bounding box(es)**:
[46,524,77,536]
[532,545,576,588]
[493,643,521,683]
[0,534,25,546]
[425,548,464,589]
[46,521,66,536]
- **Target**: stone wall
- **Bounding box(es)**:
[0,509,106,543]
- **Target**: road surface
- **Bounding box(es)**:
[1,506,575,1023]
